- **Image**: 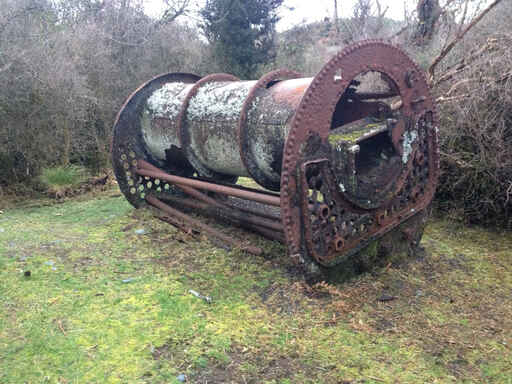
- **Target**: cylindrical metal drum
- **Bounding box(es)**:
[111,41,440,278]
[140,75,313,189]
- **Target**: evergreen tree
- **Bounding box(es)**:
[200,0,283,78]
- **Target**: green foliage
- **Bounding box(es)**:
[200,0,283,78]
[39,165,86,188]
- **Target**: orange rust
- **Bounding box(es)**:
[270,77,313,106]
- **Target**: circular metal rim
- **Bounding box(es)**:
[177,73,240,183]
[279,40,439,266]
[111,72,201,207]
[238,69,302,191]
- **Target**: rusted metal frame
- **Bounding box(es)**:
[341,193,433,260]
[137,158,282,223]
[146,195,263,255]
[354,91,399,100]
[300,159,333,263]
[223,200,281,221]
[158,194,282,245]
[207,201,283,231]
[300,160,366,264]
[175,183,283,231]
[136,166,281,207]
[177,73,240,181]
[176,183,283,231]
[138,157,225,207]
[159,195,284,242]
[280,41,439,267]
[136,158,282,231]
[166,175,282,231]
[238,69,302,190]
[332,99,391,128]
[301,115,436,266]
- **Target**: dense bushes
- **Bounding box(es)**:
[435,34,512,226]
[0,0,212,187]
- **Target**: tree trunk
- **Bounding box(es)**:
[334,0,339,34]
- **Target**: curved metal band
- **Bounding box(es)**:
[177,73,240,181]
[111,72,201,207]
[238,69,302,191]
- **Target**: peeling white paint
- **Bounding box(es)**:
[402,129,418,164]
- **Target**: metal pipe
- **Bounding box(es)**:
[146,195,263,255]
[223,201,280,221]
[138,158,282,221]
[160,195,284,242]
[136,167,281,207]
[170,184,283,232]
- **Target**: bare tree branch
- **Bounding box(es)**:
[428,0,503,83]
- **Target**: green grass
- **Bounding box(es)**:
[40,165,87,188]
[0,190,511,383]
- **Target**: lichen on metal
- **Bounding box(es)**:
[147,82,189,119]
[402,129,418,164]
[142,82,193,160]
[111,41,440,281]
[187,81,255,121]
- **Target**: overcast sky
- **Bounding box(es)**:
[144,0,410,31]
[277,0,408,30]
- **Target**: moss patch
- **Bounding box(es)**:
[0,192,511,383]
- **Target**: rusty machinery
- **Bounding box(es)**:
[112,41,439,279]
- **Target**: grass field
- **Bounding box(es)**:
[0,189,511,383]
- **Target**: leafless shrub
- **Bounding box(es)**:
[434,32,512,226]
[0,0,208,186]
